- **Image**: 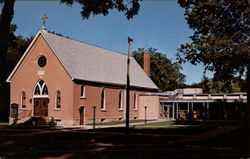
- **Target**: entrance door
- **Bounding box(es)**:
[34,98,48,116]
[79,106,85,125]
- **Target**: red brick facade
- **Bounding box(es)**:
[8,33,149,125]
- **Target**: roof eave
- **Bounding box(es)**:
[40,31,74,80]
[6,30,42,83]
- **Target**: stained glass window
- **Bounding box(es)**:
[34,79,48,96]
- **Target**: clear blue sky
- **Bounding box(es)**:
[12,0,212,84]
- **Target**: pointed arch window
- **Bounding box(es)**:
[21,91,26,109]
[34,79,48,97]
[101,88,106,110]
[118,90,123,110]
[55,91,61,109]
[134,92,138,110]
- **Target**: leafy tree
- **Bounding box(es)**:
[0,24,32,121]
[133,48,186,92]
[0,0,141,116]
[0,0,141,82]
[177,0,250,103]
[190,76,246,93]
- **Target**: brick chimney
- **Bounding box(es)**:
[143,52,151,76]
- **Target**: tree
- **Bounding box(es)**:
[177,0,250,104]
[189,76,247,93]
[133,48,186,92]
[0,24,32,121]
[0,0,141,82]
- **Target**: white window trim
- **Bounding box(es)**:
[118,90,123,110]
[101,88,106,111]
[134,93,138,110]
[20,91,27,109]
[55,91,61,110]
[33,79,48,97]
[80,85,86,99]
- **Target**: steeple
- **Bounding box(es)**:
[41,14,48,30]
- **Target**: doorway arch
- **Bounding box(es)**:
[33,79,49,116]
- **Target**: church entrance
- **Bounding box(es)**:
[33,79,49,116]
[33,98,48,116]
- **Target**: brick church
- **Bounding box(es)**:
[7,27,158,125]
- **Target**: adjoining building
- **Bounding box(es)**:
[7,28,158,126]
[140,88,248,121]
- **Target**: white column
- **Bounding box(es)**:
[191,102,193,113]
[172,102,175,119]
[203,102,205,119]
[187,102,190,114]
[176,102,179,119]
[207,102,210,119]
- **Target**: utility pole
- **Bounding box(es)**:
[126,37,133,134]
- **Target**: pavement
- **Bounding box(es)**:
[60,119,173,129]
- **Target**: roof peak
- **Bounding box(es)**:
[42,30,128,57]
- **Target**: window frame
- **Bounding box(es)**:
[33,79,49,98]
[118,90,123,110]
[80,85,86,99]
[101,88,106,111]
[21,91,26,109]
[55,90,61,110]
[133,92,138,110]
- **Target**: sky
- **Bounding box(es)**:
[11,0,213,84]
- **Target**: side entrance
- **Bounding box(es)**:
[33,98,49,116]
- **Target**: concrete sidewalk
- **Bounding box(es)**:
[61,119,174,130]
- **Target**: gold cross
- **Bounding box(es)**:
[41,14,48,29]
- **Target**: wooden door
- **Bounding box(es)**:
[34,98,48,116]
[79,106,85,125]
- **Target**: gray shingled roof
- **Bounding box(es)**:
[41,30,158,90]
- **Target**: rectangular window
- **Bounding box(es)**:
[55,91,61,109]
[101,89,106,110]
[118,90,123,110]
[21,91,26,109]
[134,93,138,110]
[80,85,86,98]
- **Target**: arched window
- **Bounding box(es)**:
[21,91,26,109]
[134,92,138,110]
[118,90,123,110]
[101,88,106,110]
[80,85,85,98]
[55,91,61,109]
[34,79,48,97]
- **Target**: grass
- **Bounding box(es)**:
[87,120,151,126]
[0,122,8,126]
[134,121,181,129]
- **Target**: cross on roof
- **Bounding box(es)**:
[41,14,48,30]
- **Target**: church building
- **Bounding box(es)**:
[6,27,158,125]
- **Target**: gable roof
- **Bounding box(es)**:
[7,30,158,90]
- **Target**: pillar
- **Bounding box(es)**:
[172,102,175,119]
[176,102,179,119]
[206,102,210,119]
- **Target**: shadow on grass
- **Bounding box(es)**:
[0,120,249,159]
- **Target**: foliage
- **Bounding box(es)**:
[5,24,33,77]
[189,76,247,93]
[0,0,141,81]
[60,0,141,20]
[177,0,250,80]
[132,48,186,92]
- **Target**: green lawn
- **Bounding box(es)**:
[87,120,150,126]
[0,122,8,126]
[134,121,180,129]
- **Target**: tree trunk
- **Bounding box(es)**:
[0,0,15,122]
[0,0,15,82]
